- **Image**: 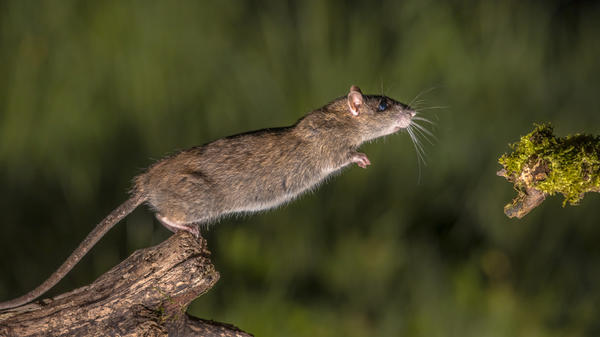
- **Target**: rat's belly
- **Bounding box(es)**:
[231,171,329,213]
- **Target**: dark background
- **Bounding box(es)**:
[1,1,599,336]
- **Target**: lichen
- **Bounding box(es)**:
[499,124,600,211]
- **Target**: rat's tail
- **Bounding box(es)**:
[0,194,145,310]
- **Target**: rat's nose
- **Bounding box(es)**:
[408,109,416,117]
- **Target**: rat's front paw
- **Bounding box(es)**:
[351,152,371,169]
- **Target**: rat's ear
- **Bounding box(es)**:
[347,85,363,116]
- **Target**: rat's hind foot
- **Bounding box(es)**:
[156,214,199,238]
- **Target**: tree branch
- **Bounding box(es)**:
[0,231,252,337]
[498,124,600,218]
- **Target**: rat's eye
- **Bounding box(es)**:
[378,99,388,111]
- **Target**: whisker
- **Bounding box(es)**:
[410,100,428,109]
[411,122,437,142]
[409,86,438,108]
[406,128,425,183]
[415,105,449,111]
[411,127,435,146]
[414,129,429,162]
[408,126,426,154]
[407,127,428,166]
[413,111,441,120]
[412,116,436,125]
[413,135,430,159]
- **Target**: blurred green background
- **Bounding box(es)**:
[1,1,600,336]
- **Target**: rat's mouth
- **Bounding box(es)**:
[395,111,415,129]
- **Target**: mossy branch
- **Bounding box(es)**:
[498,124,600,218]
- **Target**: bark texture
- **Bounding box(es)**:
[0,231,252,337]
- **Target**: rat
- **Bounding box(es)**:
[0,85,418,310]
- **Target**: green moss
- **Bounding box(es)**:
[499,124,600,205]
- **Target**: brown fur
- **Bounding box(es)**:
[0,85,414,310]
[135,89,414,227]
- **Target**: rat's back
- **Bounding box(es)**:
[136,126,328,224]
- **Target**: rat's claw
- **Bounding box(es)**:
[185,225,200,238]
[352,152,371,169]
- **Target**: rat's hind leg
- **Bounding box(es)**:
[156,214,199,237]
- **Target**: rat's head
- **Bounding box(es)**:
[346,85,416,143]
